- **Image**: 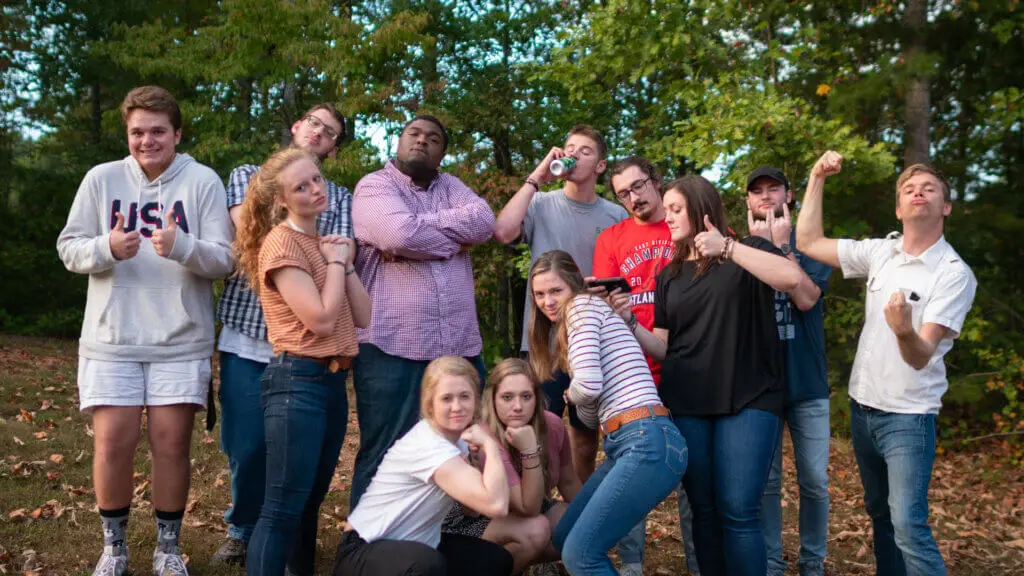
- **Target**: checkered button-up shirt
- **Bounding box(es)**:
[216,164,353,341]
[353,160,495,360]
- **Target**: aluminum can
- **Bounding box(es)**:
[550,156,577,176]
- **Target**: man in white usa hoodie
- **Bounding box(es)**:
[57,85,234,576]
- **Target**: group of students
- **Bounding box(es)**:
[57,85,977,576]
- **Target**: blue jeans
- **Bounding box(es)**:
[349,344,486,509]
[553,413,687,575]
[675,409,781,576]
[677,484,701,574]
[850,400,945,576]
[246,355,349,576]
[218,352,268,542]
[761,398,830,576]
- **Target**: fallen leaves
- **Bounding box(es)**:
[6,500,65,523]
[48,454,62,465]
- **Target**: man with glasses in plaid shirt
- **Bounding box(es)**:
[212,102,350,568]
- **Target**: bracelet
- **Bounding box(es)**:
[327,260,346,266]
[525,177,540,190]
[519,446,542,460]
[627,313,639,332]
[721,237,733,260]
[522,462,542,470]
[345,267,357,276]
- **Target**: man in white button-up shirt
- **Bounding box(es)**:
[795,151,977,576]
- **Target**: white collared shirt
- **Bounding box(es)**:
[838,234,977,414]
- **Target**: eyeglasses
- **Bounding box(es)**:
[303,115,340,142]
[615,177,652,201]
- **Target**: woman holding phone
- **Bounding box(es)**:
[527,249,687,576]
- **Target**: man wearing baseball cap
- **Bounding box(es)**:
[745,166,832,576]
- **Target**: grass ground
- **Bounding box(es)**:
[0,334,1021,575]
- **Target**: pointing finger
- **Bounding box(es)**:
[746,209,755,230]
[782,202,790,221]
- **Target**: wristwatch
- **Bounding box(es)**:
[779,242,793,256]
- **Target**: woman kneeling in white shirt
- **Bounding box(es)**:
[332,356,513,576]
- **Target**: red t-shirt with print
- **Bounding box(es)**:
[592,218,675,385]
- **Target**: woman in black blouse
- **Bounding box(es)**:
[624,175,804,576]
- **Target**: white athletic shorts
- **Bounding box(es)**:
[77,356,211,412]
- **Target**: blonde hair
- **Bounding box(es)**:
[481,359,552,491]
[420,356,482,424]
[896,163,950,206]
[527,250,588,383]
[234,148,318,296]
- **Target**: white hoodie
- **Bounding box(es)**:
[57,153,234,362]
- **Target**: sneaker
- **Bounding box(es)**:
[92,546,128,576]
[210,537,246,566]
[153,546,189,576]
[620,563,643,576]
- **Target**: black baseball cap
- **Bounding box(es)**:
[746,166,789,191]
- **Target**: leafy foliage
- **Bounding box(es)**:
[0,0,1020,447]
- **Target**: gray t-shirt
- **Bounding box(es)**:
[519,191,628,350]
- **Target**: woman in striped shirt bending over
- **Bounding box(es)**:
[235,147,371,576]
[527,250,687,576]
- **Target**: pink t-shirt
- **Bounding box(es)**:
[498,411,572,490]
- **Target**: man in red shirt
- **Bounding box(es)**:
[591,156,699,576]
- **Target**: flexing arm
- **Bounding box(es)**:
[885,290,950,370]
[494,147,562,244]
[795,151,843,268]
[433,425,510,518]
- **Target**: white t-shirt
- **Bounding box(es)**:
[838,234,977,414]
[216,325,274,363]
[347,419,467,548]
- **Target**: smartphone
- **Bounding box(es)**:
[586,277,631,293]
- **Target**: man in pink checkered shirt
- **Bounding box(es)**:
[348,115,495,509]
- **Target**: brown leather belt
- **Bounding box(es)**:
[601,404,670,434]
[281,352,353,373]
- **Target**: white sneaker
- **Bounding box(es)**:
[152,546,189,576]
[92,546,128,576]
[620,563,644,576]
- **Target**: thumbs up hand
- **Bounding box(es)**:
[109,212,141,260]
[152,210,177,258]
[694,214,727,258]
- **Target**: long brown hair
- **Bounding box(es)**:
[234,148,318,296]
[481,359,552,490]
[664,175,730,280]
[526,250,588,383]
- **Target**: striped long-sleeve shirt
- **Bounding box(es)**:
[565,294,663,429]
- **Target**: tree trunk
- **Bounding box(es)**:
[91,82,102,146]
[903,0,930,166]
[281,82,296,147]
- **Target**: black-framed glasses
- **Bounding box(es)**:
[303,115,340,142]
[615,177,652,201]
